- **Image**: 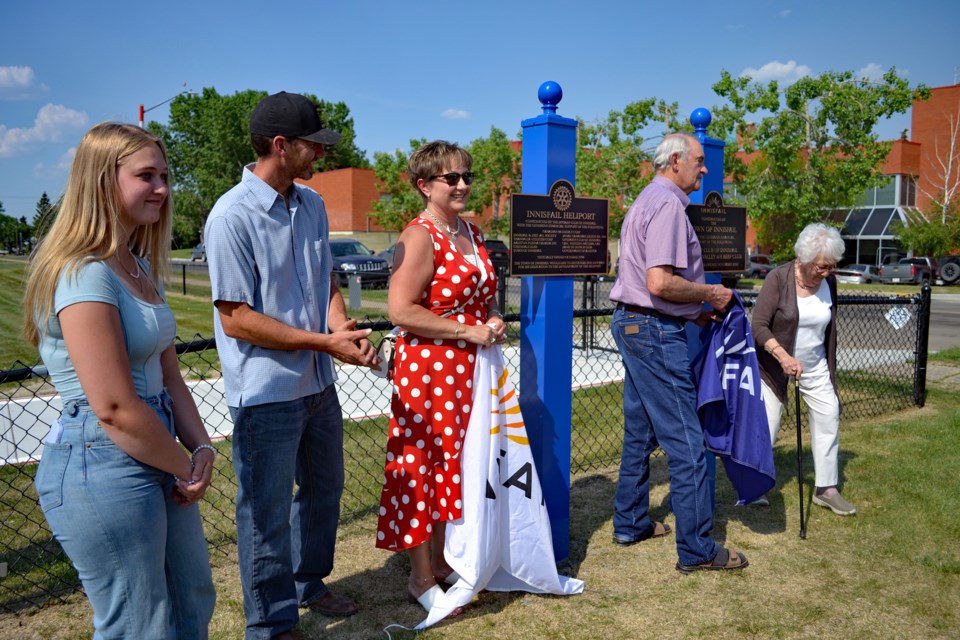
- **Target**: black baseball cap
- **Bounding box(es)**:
[249,91,341,145]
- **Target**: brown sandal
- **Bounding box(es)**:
[676,547,749,574]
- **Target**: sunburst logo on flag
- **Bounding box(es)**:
[489,366,528,445]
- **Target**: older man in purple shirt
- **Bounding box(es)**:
[608,132,749,574]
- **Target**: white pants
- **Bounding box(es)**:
[761,360,840,488]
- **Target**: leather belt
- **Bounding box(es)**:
[616,302,687,326]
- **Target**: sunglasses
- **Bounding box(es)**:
[428,171,475,186]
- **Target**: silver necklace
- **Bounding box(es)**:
[422,209,460,238]
[118,250,141,280]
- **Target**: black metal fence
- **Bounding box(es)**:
[0,278,931,613]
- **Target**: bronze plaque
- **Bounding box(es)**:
[509,180,609,276]
[685,191,747,273]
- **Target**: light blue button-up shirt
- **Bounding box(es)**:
[205,165,335,407]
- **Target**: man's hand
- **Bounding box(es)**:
[329,319,379,367]
[692,310,725,327]
[705,284,733,314]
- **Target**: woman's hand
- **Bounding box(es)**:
[779,355,803,380]
[173,448,214,506]
[467,321,501,347]
[486,315,507,343]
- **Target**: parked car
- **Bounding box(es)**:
[882,257,938,285]
[937,255,960,285]
[377,243,397,272]
[834,263,883,285]
[330,238,391,287]
[190,243,206,262]
[484,238,510,273]
[743,254,775,279]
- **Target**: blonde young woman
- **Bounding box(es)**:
[24,123,216,638]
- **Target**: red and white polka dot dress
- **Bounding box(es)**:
[376,217,499,551]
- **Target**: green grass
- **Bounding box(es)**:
[930,346,960,362]
[7,379,958,637]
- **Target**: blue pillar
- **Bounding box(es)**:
[686,108,726,507]
[519,82,577,561]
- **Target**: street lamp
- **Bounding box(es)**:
[139,86,193,128]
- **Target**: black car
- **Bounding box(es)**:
[484,238,510,273]
[330,238,391,287]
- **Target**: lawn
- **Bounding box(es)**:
[2,374,958,639]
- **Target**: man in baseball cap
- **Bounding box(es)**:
[205,92,378,639]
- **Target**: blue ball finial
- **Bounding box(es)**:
[538,81,562,114]
[690,108,711,133]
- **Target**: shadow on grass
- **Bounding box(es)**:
[718,441,859,538]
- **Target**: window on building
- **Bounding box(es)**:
[875,177,896,205]
[899,175,917,206]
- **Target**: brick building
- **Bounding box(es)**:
[835,83,959,264]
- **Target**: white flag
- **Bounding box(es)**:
[416,345,584,629]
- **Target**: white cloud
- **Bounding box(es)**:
[441,108,469,120]
[856,63,885,81]
[58,147,77,171]
[0,104,89,157]
[740,60,812,83]
[32,147,76,181]
[779,9,792,17]
[0,65,49,100]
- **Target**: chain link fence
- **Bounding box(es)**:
[0,278,930,613]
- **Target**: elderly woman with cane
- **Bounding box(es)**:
[752,222,856,516]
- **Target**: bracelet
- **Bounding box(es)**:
[454,322,463,337]
[192,443,216,462]
[488,310,503,320]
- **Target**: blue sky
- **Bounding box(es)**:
[2,0,958,220]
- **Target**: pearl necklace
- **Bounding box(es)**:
[422,209,460,238]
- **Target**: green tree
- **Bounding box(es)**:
[150,88,369,247]
[35,192,52,219]
[0,212,17,251]
[712,68,928,259]
[576,99,663,238]
[467,127,521,236]
[369,140,427,234]
[891,204,960,256]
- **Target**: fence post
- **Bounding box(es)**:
[182,264,187,295]
[348,275,362,311]
[519,81,577,561]
[689,108,726,508]
[913,282,931,407]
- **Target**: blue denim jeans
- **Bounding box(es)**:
[230,385,344,640]
[34,391,216,640]
[611,308,719,566]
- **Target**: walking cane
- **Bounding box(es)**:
[795,379,806,539]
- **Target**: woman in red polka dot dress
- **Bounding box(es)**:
[376,141,507,613]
